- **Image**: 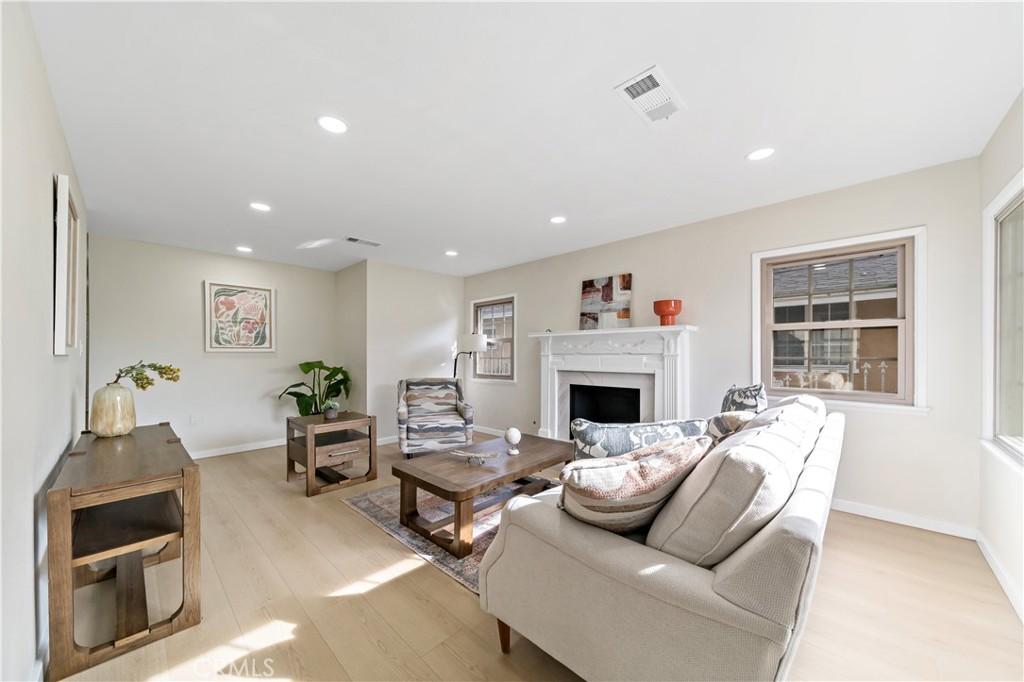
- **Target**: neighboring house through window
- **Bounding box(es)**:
[472,296,515,380]
[757,232,918,406]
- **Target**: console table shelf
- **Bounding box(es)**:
[47,423,200,681]
[71,491,183,567]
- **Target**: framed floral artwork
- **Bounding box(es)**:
[204,281,276,352]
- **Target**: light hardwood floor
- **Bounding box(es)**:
[69,437,1023,681]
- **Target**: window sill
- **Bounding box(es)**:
[981,437,1024,467]
[767,395,930,416]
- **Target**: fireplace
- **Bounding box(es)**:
[529,325,697,439]
[570,384,641,424]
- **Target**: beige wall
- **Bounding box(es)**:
[1,4,89,678]
[366,261,464,440]
[978,91,1023,618]
[980,92,1023,208]
[335,261,368,413]
[89,236,341,455]
[464,159,982,531]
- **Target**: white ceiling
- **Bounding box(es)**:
[30,2,1023,276]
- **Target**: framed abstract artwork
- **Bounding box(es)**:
[580,273,632,329]
[204,281,276,352]
[53,174,81,355]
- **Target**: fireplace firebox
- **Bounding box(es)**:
[569,384,641,425]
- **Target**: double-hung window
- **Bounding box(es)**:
[472,296,515,380]
[995,194,1023,453]
[761,238,914,404]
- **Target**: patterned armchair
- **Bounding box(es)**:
[397,378,474,458]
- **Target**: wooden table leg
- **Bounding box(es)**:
[399,478,418,526]
[305,424,318,497]
[176,465,201,630]
[367,416,378,482]
[451,498,474,558]
[285,422,296,481]
[47,487,87,680]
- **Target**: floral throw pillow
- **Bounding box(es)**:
[721,383,767,413]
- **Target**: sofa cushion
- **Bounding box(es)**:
[405,379,459,417]
[559,437,712,533]
[707,410,757,444]
[570,418,708,459]
[646,394,827,566]
[406,413,465,440]
[721,383,767,413]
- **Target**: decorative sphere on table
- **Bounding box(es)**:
[504,427,522,455]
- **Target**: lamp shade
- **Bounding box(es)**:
[459,333,489,353]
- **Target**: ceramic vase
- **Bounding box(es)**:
[653,299,683,326]
[91,383,136,437]
[324,407,339,420]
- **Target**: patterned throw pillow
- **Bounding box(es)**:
[721,383,767,413]
[707,411,757,444]
[559,437,713,533]
[570,418,708,460]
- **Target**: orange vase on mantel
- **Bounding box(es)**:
[653,299,683,326]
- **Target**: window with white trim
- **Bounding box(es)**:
[473,297,515,380]
[761,238,914,404]
[995,193,1023,451]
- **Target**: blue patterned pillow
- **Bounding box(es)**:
[570,418,708,460]
[721,383,767,413]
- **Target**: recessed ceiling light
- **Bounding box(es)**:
[236,246,253,253]
[317,116,348,134]
[746,147,775,161]
[249,202,271,212]
[445,250,458,257]
[297,238,337,250]
[550,216,567,224]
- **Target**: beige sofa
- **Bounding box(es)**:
[479,411,845,681]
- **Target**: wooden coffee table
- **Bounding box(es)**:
[390,434,573,558]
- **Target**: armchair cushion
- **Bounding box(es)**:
[404,378,460,417]
[406,413,466,441]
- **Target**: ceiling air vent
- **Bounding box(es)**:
[615,66,683,123]
[345,236,382,248]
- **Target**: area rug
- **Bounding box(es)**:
[343,483,521,593]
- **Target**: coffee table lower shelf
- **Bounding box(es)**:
[398,476,552,558]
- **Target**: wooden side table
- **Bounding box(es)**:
[285,412,377,496]
[46,423,200,681]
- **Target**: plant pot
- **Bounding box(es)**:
[653,299,683,326]
[324,408,339,420]
[91,383,137,437]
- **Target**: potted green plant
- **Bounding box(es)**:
[323,399,341,420]
[91,361,181,437]
[278,361,351,416]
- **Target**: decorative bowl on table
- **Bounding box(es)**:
[449,449,499,466]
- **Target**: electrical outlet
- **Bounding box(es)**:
[189,414,200,425]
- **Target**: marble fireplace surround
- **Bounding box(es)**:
[529,325,697,439]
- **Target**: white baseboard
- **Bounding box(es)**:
[475,425,506,437]
[977,532,1023,622]
[192,435,398,459]
[191,438,286,459]
[831,498,977,540]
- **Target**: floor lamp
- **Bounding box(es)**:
[454,333,489,378]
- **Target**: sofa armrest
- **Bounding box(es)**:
[480,491,789,646]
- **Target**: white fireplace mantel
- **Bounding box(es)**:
[528,325,698,438]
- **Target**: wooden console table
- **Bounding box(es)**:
[286,412,377,496]
[46,423,200,681]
